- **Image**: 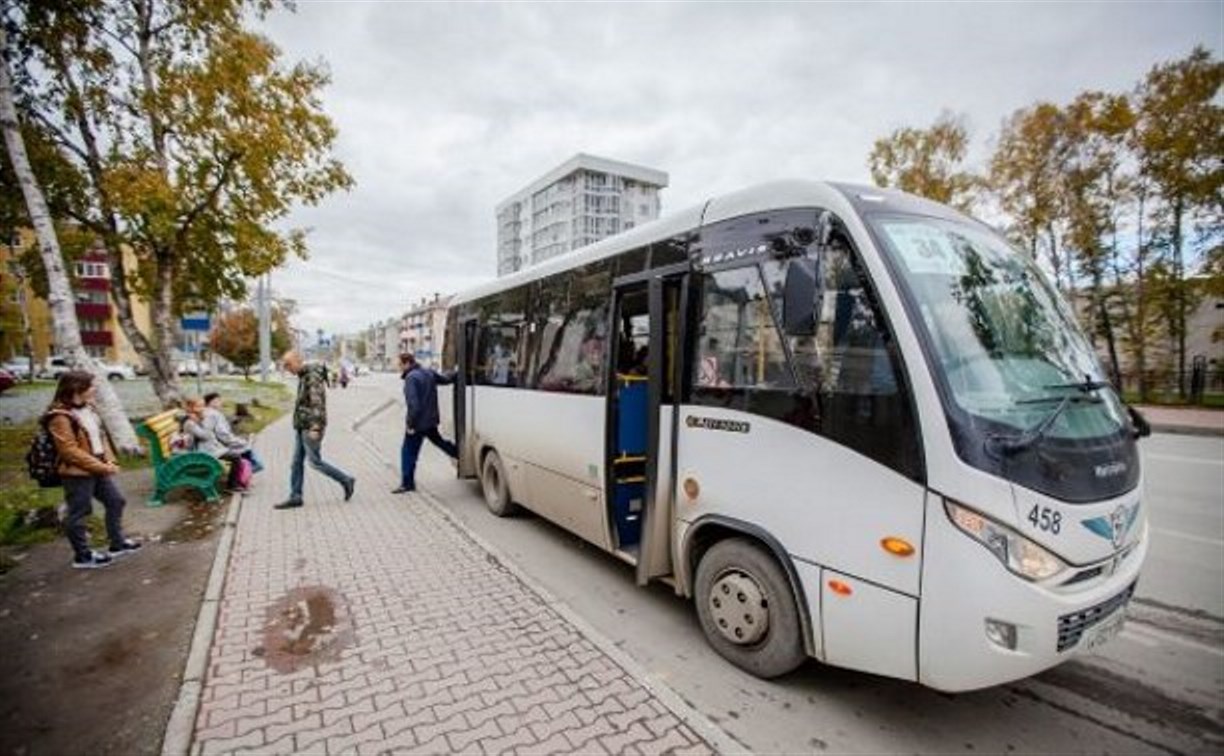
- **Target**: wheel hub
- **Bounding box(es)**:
[708,570,769,645]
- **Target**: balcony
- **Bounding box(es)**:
[81,330,113,347]
[75,302,112,320]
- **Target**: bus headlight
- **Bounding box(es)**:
[944,499,1067,582]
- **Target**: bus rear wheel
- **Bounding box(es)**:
[694,537,805,678]
[480,450,516,517]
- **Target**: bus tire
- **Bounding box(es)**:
[480,450,516,517]
[694,537,805,679]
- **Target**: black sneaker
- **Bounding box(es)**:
[109,539,143,557]
[274,500,304,510]
[72,551,114,570]
[343,478,356,502]
[391,486,414,494]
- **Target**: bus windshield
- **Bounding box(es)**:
[869,214,1129,444]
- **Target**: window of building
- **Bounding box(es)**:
[74,261,108,278]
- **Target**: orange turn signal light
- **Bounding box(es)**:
[827,579,853,596]
[881,537,915,557]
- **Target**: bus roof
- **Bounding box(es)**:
[451,179,949,307]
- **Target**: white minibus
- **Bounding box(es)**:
[437,181,1149,691]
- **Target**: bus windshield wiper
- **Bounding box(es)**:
[1042,376,1110,394]
[987,394,1100,455]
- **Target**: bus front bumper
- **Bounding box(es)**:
[917,501,1148,692]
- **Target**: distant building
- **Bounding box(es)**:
[399,293,452,368]
[0,233,152,366]
[496,153,668,276]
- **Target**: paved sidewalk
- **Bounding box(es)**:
[1136,405,1224,436]
[190,384,716,755]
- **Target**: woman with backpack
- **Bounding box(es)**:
[44,370,141,570]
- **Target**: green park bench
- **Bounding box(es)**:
[136,409,225,506]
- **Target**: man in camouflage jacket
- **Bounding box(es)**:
[276,351,356,509]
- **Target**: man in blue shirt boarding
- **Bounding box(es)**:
[394,352,458,494]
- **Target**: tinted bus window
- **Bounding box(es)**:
[650,238,689,269]
[812,238,922,479]
[694,266,794,390]
[477,284,531,387]
[533,262,612,394]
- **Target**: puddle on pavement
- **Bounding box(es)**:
[161,501,225,543]
[257,585,353,673]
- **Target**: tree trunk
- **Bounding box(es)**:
[1134,190,1149,402]
[0,30,141,453]
[148,250,181,403]
[1172,196,1186,398]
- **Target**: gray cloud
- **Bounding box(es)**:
[258,0,1219,335]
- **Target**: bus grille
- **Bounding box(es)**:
[1057,582,1135,652]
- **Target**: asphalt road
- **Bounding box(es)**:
[360,375,1223,754]
[1138,433,1224,617]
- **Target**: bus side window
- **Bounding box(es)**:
[534,262,611,395]
[694,266,793,391]
[476,285,531,387]
[815,238,921,479]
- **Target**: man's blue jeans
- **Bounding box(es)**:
[400,427,458,490]
[288,430,353,502]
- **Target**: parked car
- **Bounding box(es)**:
[0,368,15,395]
[40,355,70,379]
[176,359,213,377]
[1,358,34,380]
[99,361,136,380]
[40,355,136,381]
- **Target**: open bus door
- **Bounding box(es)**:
[608,273,689,585]
[455,317,479,478]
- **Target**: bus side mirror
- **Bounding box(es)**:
[783,258,818,336]
[1126,404,1152,439]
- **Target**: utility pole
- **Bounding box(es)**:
[258,273,271,382]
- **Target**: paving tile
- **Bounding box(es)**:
[190,389,712,756]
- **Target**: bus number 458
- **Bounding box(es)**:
[1028,505,1062,535]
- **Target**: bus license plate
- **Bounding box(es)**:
[1081,610,1126,652]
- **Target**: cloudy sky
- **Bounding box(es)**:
[257,1,1220,336]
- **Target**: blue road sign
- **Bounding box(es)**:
[181,312,211,332]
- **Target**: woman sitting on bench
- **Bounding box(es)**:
[181,397,260,492]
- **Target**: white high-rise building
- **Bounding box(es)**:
[496,153,668,276]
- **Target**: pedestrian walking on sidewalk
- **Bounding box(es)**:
[43,371,141,569]
[276,351,356,509]
[393,352,458,494]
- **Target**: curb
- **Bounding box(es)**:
[350,402,749,755]
[1149,423,1224,438]
[159,487,245,756]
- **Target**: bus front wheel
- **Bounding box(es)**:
[694,538,805,678]
[480,450,516,517]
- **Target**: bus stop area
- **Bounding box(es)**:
[181,383,726,755]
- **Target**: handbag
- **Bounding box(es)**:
[234,457,254,488]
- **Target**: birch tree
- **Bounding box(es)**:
[0,13,139,452]
[13,0,352,404]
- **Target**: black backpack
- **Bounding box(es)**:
[26,411,76,488]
